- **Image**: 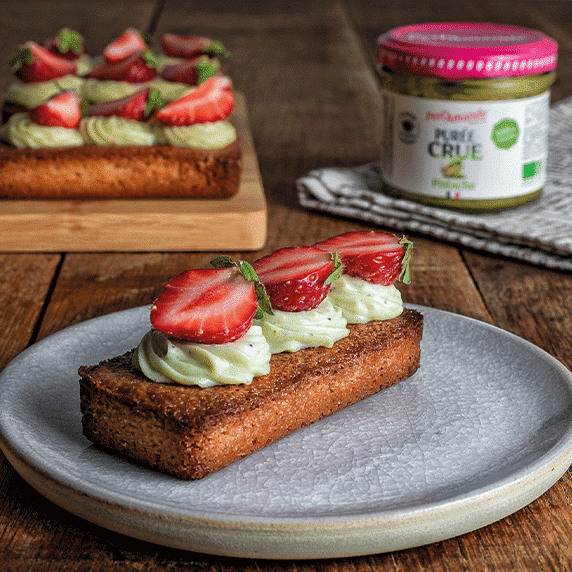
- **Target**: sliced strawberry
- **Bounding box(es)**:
[85,50,157,83]
[156,76,233,125]
[8,41,77,83]
[103,28,149,63]
[314,231,412,285]
[161,56,219,86]
[29,90,81,128]
[44,28,86,60]
[150,267,257,344]
[161,33,229,59]
[253,247,342,312]
[86,88,164,121]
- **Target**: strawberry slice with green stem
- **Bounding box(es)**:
[86,88,164,121]
[103,28,151,63]
[29,90,82,128]
[252,247,343,312]
[85,51,157,83]
[210,255,273,318]
[156,75,233,125]
[8,41,77,83]
[43,28,86,60]
[314,231,412,285]
[150,267,258,344]
[161,56,219,86]
[161,34,229,59]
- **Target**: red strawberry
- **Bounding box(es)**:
[314,231,412,285]
[150,267,258,344]
[103,28,149,63]
[8,41,77,83]
[29,90,81,128]
[86,88,164,121]
[156,76,233,125]
[85,51,157,83]
[253,247,342,312]
[44,28,86,60]
[161,56,219,86]
[161,33,229,59]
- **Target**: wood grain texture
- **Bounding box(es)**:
[0,0,571,570]
[0,253,60,369]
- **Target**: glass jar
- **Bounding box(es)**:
[377,23,558,211]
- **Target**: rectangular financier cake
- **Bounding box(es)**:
[0,140,242,199]
[79,308,423,480]
[1,29,242,200]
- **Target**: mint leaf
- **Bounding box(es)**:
[210,255,235,269]
[8,46,33,71]
[206,40,230,58]
[324,252,344,285]
[141,50,158,69]
[80,97,90,117]
[195,59,218,84]
[57,29,84,55]
[238,260,258,282]
[399,237,413,284]
[254,282,273,317]
[144,89,165,117]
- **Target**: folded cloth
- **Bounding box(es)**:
[298,96,572,272]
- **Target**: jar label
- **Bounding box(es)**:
[381,90,550,200]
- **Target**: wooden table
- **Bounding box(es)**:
[1,0,571,569]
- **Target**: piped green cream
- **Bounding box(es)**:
[0,112,83,148]
[327,275,403,323]
[132,325,271,387]
[82,77,193,103]
[162,120,236,148]
[79,116,165,146]
[5,75,85,108]
[253,298,349,354]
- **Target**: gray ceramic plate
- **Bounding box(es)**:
[1,305,571,559]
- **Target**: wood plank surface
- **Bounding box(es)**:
[1,0,571,570]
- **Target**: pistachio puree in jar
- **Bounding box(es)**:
[376,23,558,211]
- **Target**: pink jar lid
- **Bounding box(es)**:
[377,22,558,79]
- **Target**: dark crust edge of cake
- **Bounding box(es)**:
[78,309,423,479]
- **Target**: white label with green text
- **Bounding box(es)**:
[381,90,550,200]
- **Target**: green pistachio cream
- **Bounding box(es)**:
[1,115,236,149]
[79,116,166,146]
[132,325,272,388]
[328,275,403,323]
[253,298,349,354]
[0,112,84,148]
[132,273,406,387]
[2,73,236,150]
[162,121,237,148]
[5,75,85,108]
[148,78,194,103]
[82,78,192,103]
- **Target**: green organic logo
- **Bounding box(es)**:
[492,119,519,149]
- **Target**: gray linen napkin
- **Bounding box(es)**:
[298,97,572,272]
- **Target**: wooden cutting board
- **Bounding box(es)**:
[0,93,266,252]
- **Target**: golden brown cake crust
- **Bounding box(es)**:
[0,139,242,199]
[79,309,423,480]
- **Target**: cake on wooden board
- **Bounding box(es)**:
[0,27,242,199]
[78,231,423,480]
